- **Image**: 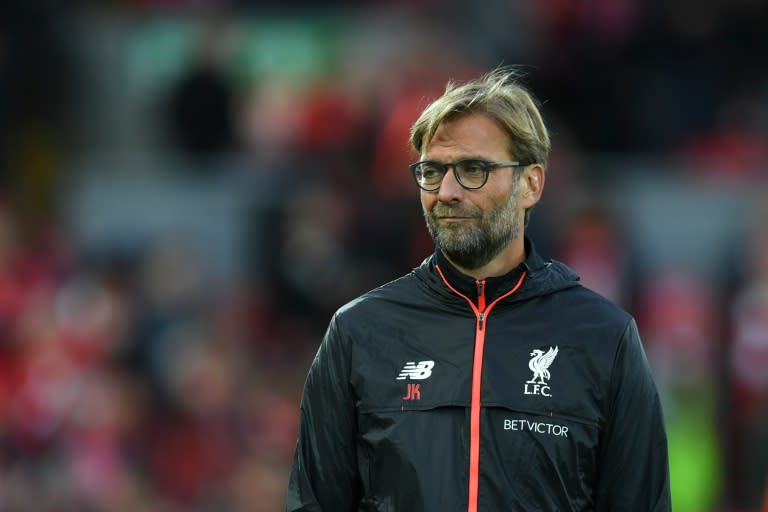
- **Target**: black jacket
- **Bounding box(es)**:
[287,240,671,511]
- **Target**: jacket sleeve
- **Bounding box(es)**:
[595,318,671,511]
[286,313,360,512]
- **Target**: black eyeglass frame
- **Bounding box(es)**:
[409,159,528,191]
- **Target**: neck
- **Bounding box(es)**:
[443,234,526,280]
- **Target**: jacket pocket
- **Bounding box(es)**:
[357,405,469,512]
[482,406,599,511]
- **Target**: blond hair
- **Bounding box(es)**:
[410,67,550,168]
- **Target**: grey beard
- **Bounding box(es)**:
[424,192,521,270]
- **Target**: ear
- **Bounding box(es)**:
[519,164,545,209]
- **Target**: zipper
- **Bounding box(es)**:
[476,280,486,310]
[476,280,486,330]
[435,265,526,512]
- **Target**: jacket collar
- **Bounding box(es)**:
[432,237,546,303]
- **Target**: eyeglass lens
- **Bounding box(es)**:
[414,160,490,190]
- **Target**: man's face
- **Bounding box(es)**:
[420,113,524,270]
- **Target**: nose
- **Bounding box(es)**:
[436,168,464,202]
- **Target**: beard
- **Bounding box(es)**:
[423,187,522,270]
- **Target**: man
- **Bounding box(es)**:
[286,68,671,511]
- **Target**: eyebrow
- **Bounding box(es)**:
[420,155,498,162]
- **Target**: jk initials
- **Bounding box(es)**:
[402,383,421,400]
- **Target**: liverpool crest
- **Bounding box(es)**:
[524,346,558,397]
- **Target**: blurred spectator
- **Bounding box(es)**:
[0,5,71,225]
[167,19,237,160]
[726,198,768,508]
[557,204,630,306]
[368,41,478,199]
[637,269,721,512]
[676,87,768,180]
[273,176,372,327]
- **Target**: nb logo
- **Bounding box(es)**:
[396,360,435,380]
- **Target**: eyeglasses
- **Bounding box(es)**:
[410,159,525,191]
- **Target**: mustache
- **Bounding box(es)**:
[430,204,482,218]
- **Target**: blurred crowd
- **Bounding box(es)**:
[1,1,768,511]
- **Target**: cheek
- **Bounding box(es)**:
[478,191,515,220]
[420,192,435,211]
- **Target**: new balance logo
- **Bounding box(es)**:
[396,360,435,380]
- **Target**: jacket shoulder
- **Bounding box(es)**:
[528,259,631,326]
[563,283,631,321]
[335,270,424,320]
[537,280,635,352]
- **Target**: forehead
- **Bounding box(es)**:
[423,113,511,160]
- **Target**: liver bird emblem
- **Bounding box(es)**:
[527,346,559,384]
